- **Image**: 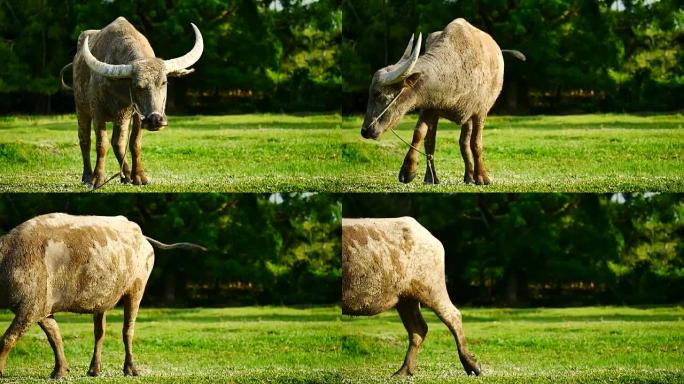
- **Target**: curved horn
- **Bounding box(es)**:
[400,33,415,61]
[377,32,422,86]
[164,23,204,74]
[82,35,133,78]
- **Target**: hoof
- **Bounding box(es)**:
[87,366,100,377]
[123,363,139,377]
[466,363,481,376]
[474,174,491,185]
[463,173,474,184]
[90,173,106,189]
[424,173,440,185]
[81,173,92,185]
[399,171,417,184]
[392,366,413,377]
[131,173,149,186]
[120,171,132,184]
[399,163,417,184]
[461,355,481,376]
[50,366,69,380]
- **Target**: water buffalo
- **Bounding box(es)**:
[0,213,206,379]
[342,217,480,376]
[65,17,203,188]
[361,18,525,185]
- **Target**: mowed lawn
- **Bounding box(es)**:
[341,114,684,192]
[1,306,682,383]
[0,114,343,192]
[0,113,683,192]
[0,306,342,383]
[342,306,684,384]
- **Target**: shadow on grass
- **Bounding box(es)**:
[343,307,684,323]
[0,121,340,131]
[0,308,343,324]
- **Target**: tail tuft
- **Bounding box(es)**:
[60,63,74,92]
[502,49,526,61]
[145,236,207,252]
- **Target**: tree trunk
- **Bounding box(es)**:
[504,270,518,306]
[164,271,176,306]
[503,269,530,306]
[505,79,519,113]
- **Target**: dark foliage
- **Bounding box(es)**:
[343,193,684,306]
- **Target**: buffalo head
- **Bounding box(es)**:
[82,23,203,131]
[361,33,422,139]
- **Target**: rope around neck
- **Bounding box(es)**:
[368,88,435,183]
[89,87,140,192]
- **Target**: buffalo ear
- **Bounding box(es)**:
[403,72,421,88]
[168,68,195,77]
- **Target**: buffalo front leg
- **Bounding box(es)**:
[399,114,429,184]
[129,117,148,185]
[122,293,143,376]
[431,302,481,376]
[460,119,475,184]
[37,316,69,379]
[423,112,439,184]
[91,119,109,188]
[77,113,93,184]
[0,313,34,377]
[111,119,132,184]
[470,115,490,185]
[87,312,106,377]
[393,298,428,377]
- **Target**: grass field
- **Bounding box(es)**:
[0,113,682,192]
[341,114,684,192]
[0,114,343,192]
[0,306,342,383]
[342,306,684,384]
[1,306,682,383]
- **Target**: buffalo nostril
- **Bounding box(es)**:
[145,113,166,128]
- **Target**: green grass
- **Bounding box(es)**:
[0,114,343,192]
[1,113,683,192]
[1,306,682,383]
[0,306,343,383]
[342,306,684,383]
[341,114,684,192]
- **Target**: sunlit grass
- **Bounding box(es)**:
[0,306,343,383]
[0,113,682,192]
[342,306,684,383]
[0,114,343,192]
[340,113,684,192]
[1,306,681,383]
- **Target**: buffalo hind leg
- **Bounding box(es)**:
[122,292,143,376]
[77,113,93,184]
[399,111,430,183]
[459,119,475,184]
[423,112,440,185]
[394,298,428,376]
[470,114,490,185]
[431,302,481,376]
[129,116,148,185]
[111,119,132,184]
[37,316,69,379]
[0,312,34,377]
[88,312,106,376]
